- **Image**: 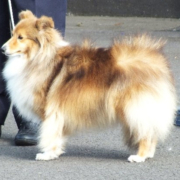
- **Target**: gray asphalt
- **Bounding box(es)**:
[1,16,180,180]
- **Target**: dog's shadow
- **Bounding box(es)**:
[1,135,129,161]
[1,140,128,161]
[64,145,129,161]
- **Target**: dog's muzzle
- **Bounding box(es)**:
[1,43,7,52]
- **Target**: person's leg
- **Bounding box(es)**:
[10,0,67,145]
[0,91,11,124]
[0,0,39,144]
[0,91,11,137]
[35,0,67,37]
[12,0,67,36]
[0,0,12,137]
[12,107,39,145]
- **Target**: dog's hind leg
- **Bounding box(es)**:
[36,111,66,161]
[128,138,157,163]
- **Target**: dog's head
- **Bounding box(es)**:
[1,10,63,60]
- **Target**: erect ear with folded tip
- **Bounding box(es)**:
[19,10,35,20]
[35,16,54,31]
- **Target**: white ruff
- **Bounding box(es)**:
[3,55,40,122]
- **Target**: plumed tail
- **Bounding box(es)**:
[115,34,166,51]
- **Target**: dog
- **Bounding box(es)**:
[1,10,177,162]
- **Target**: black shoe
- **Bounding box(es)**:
[15,121,40,146]
[174,109,180,126]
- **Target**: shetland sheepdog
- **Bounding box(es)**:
[2,10,177,162]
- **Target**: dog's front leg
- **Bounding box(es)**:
[36,111,66,161]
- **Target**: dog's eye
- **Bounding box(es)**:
[18,35,23,40]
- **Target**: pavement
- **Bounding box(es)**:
[1,16,180,180]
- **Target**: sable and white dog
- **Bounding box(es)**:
[2,10,177,162]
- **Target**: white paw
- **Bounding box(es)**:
[35,152,59,161]
[147,152,154,159]
[128,155,146,163]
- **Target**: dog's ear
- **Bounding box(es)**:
[35,16,54,31]
[19,10,35,20]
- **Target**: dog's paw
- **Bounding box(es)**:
[147,152,154,159]
[128,155,146,163]
[35,152,59,161]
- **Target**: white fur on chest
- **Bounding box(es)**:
[3,56,40,122]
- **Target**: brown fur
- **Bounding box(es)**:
[2,10,177,162]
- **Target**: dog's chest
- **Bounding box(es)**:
[3,56,36,119]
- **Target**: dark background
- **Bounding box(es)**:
[68,0,180,18]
